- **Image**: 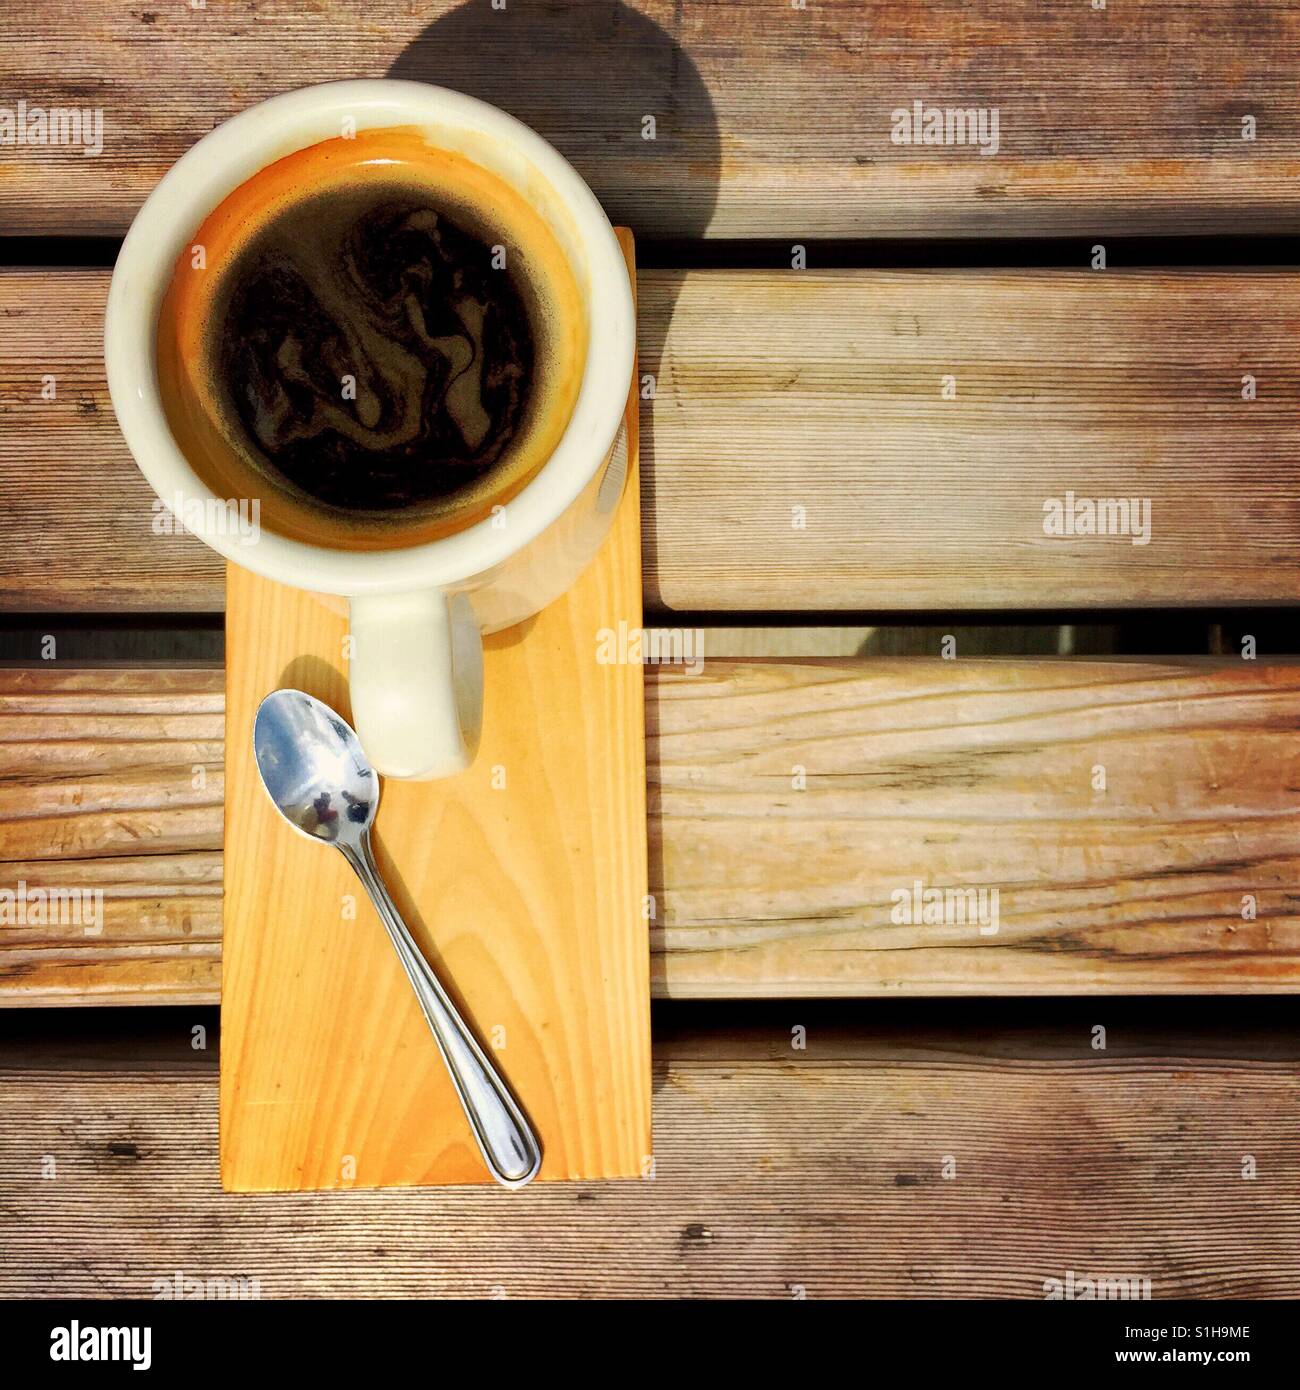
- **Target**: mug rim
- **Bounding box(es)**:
[104,79,635,595]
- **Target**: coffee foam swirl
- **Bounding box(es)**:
[157,131,587,551]
[214,189,535,512]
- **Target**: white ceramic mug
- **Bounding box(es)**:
[106,80,635,779]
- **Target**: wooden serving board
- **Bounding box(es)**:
[219,232,649,1191]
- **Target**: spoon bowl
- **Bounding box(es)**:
[253,689,378,848]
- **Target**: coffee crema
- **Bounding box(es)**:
[156,129,588,549]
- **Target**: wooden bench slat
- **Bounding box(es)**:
[4,2,1300,238]
[3,1009,1299,1296]
[4,269,1299,612]
[5,660,1298,1004]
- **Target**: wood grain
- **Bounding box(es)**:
[4,2,1300,238]
[219,232,649,1189]
[0,669,222,1004]
[4,1006,1300,1298]
[5,269,1300,612]
[6,658,1300,1004]
[650,657,1300,995]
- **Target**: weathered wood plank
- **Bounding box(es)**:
[3,1006,1299,1297]
[4,2,1300,238]
[652,657,1300,995]
[4,269,1299,612]
[5,660,1300,1004]
[0,669,222,1004]
[0,856,220,1006]
[643,268,1300,609]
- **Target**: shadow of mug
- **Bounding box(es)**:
[387,1,720,242]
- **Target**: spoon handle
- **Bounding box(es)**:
[342,835,542,1189]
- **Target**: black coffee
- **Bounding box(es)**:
[210,183,535,513]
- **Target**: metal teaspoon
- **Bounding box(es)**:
[251,687,542,1189]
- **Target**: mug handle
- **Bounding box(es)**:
[348,590,483,780]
